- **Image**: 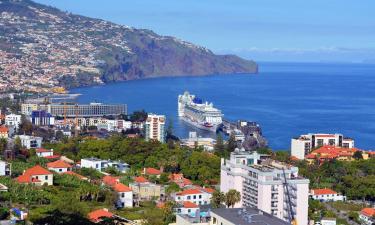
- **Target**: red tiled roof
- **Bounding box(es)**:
[44,155,61,159]
[144,167,161,175]
[88,209,113,223]
[36,148,52,153]
[134,176,149,183]
[47,160,72,168]
[309,146,360,160]
[0,126,8,133]
[183,201,198,208]
[63,171,87,180]
[177,189,202,196]
[102,175,120,186]
[169,173,184,181]
[24,165,52,176]
[361,208,375,217]
[311,188,337,195]
[202,187,215,193]
[113,183,132,192]
[315,134,335,138]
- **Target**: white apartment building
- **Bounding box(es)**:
[5,114,22,129]
[16,135,43,149]
[220,150,309,225]
[21,103,38,116]
[80,157,130,173]
[0,160,11,176]
[310,188,346,202]
[144,114,165,143]
[291,133,355,159]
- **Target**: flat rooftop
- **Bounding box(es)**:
[212,207,290,225]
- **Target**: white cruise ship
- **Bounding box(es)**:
[178,91,223,132]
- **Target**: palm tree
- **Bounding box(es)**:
[211,190,225,208]
[225,189,241,208]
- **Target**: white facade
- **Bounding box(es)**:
[310,189,346,202]
[174,189,212,206]
[16,135,43,149]
[144,114,165,143]
[291,133,355,159]
[117,191,133,208]
[0,160,11,176]
[5,114,22,129]
[21,103,38,116]
[81,158,130,173]
[220,150,309,225]
[36,149,54,158]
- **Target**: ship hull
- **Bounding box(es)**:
[180,116,219,132]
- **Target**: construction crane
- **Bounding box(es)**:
[282,168,298,225]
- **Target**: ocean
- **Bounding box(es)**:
[70,62,375,150]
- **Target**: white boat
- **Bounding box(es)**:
[178,91,223,132]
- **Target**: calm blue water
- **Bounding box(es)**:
[70,62,375,150]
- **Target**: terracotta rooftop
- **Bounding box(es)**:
[0,126,8,133]
[88,208,113,223]
[183,201,199,208]
[24,165,53,176]
[102,175,120,186]
[311,188,337,195]
[134,176,149,183]
[361,208,375,217]
[113,183,132,192]
[63,171,87,180]
[36,148,52,153]
[47,160,72,168]
[144,167,161,175]
[177,189,202,196]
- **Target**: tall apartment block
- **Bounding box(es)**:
[144,114,165,143]
[220,149,309,225]
[291,133,355,159]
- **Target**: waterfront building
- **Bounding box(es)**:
[180,132,216,151]
[16,135,43,149]
[144,113,165,143]
[16,165,53,186]
[38,102,126,118]
[359,208,375,225]
[31,110,55,126]
[310,188,346,202]
[47,160,72,173]
[0,126,8,138]
[5,114,21,129]
[0,160,11,176]
[80,157,130,173]
[220,149,309,225]
[291,133,355,159]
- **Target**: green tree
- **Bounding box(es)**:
[13,136,22,153]
[214,133,225,153]
[211,190,225,208]
[353,151,363,160]
[225,189,241,208]
[226,132,237,152]
[0,138,7,155]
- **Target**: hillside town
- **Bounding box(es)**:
[0,95,374,225]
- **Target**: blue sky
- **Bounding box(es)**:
[35,0,375,62]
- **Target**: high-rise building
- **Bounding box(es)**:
[291,133,355,159]
[144,114,165,143]
[220,149,309,225]
[31,110,55,126]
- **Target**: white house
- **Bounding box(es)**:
[359,208,375,225]
[16,135,43,149]
[113,183,133,208]
[36,148,54,158]
[80,157,130,173]
[174,188,213,206]
[47,160,72,173]
[176,201,200,217]
[5,114,21,129]
[0,160,11,176]
[310,188,346,202]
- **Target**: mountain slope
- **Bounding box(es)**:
[0,0,257,92]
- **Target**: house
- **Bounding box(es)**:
[359,208,375,225]
[0,126,8,138]
[16,135,43,149]
[113,183,133,208]
[0,160,11,176]
[130,177,164,201]
[306,146,362,163]
[102,175,120,186]
[169,173,193,188]
[80,157,130,173]
[16,165,53,186]
[174,188,212,206]
[47,160,72,173]
[36,148,54,158]
[175,201,200,216]
[142,167,162,178]
[5,114,21,130]
[63,171,88,181]
[310,188,346,202]
[88,208,114,223]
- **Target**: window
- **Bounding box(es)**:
[199,195,202,199]
[193,195,196,199]
[187,196,191,200]
[59,169,62,172]
[121,193,124,198]
[35,176,39,180]
[213,217,217,224]
[45,176,48,180]
[188,209,191,213]
[96,164,99,168]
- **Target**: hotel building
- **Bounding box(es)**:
[220,149,309,225]
[144,114,165,143]
[291,133,355,159]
